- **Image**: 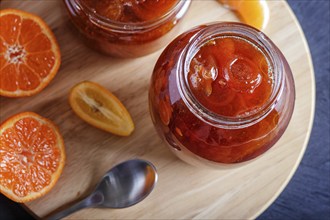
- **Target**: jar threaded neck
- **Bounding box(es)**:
[177,22,284,129]
[71,0,191,32]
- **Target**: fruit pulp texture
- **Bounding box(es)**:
[188,37,273,117]
[81,0,178,22]
[0,117,61,197]
[150,27,282,163]
[66,0,185,57]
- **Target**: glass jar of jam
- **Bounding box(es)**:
[63,0,191,57]
[149,22,295,168]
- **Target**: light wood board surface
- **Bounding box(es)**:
[0,0,315,219]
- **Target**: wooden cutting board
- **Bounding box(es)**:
[0,0,315,219]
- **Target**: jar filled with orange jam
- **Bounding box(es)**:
[149,23,295,168]
[63,0,191,57]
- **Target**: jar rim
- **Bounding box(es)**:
[177,22,284,129]
[72,0,190,32]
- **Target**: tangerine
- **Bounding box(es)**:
[0,9,61,97]
[219,0,270,30]
[0,112,65,203]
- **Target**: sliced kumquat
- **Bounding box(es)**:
[69,81,135,136]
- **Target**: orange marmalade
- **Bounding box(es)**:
[149,23,295,167]
[81,0,178,22]
[188,37,272,117]
[63,0,191,57]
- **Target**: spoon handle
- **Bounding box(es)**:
[46,192,103,220]
[47,199,88,220]
[46,198,90,220]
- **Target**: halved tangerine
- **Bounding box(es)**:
[0,9,61,97]
[0,112,65,203]
[219,0,270,30]
[69,81,135,136]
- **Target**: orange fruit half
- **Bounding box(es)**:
[0,112,65,203]
[219,0,270,30]
[0,9,61,97]
[69,81,135,136]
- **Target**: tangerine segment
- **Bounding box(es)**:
[0,112,65,203]
[0,9,61,97]
[69,81,135,136]
[219,0,269,30]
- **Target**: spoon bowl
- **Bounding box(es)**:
[47,159,157,220]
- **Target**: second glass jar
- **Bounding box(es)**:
[63,0,191,57]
